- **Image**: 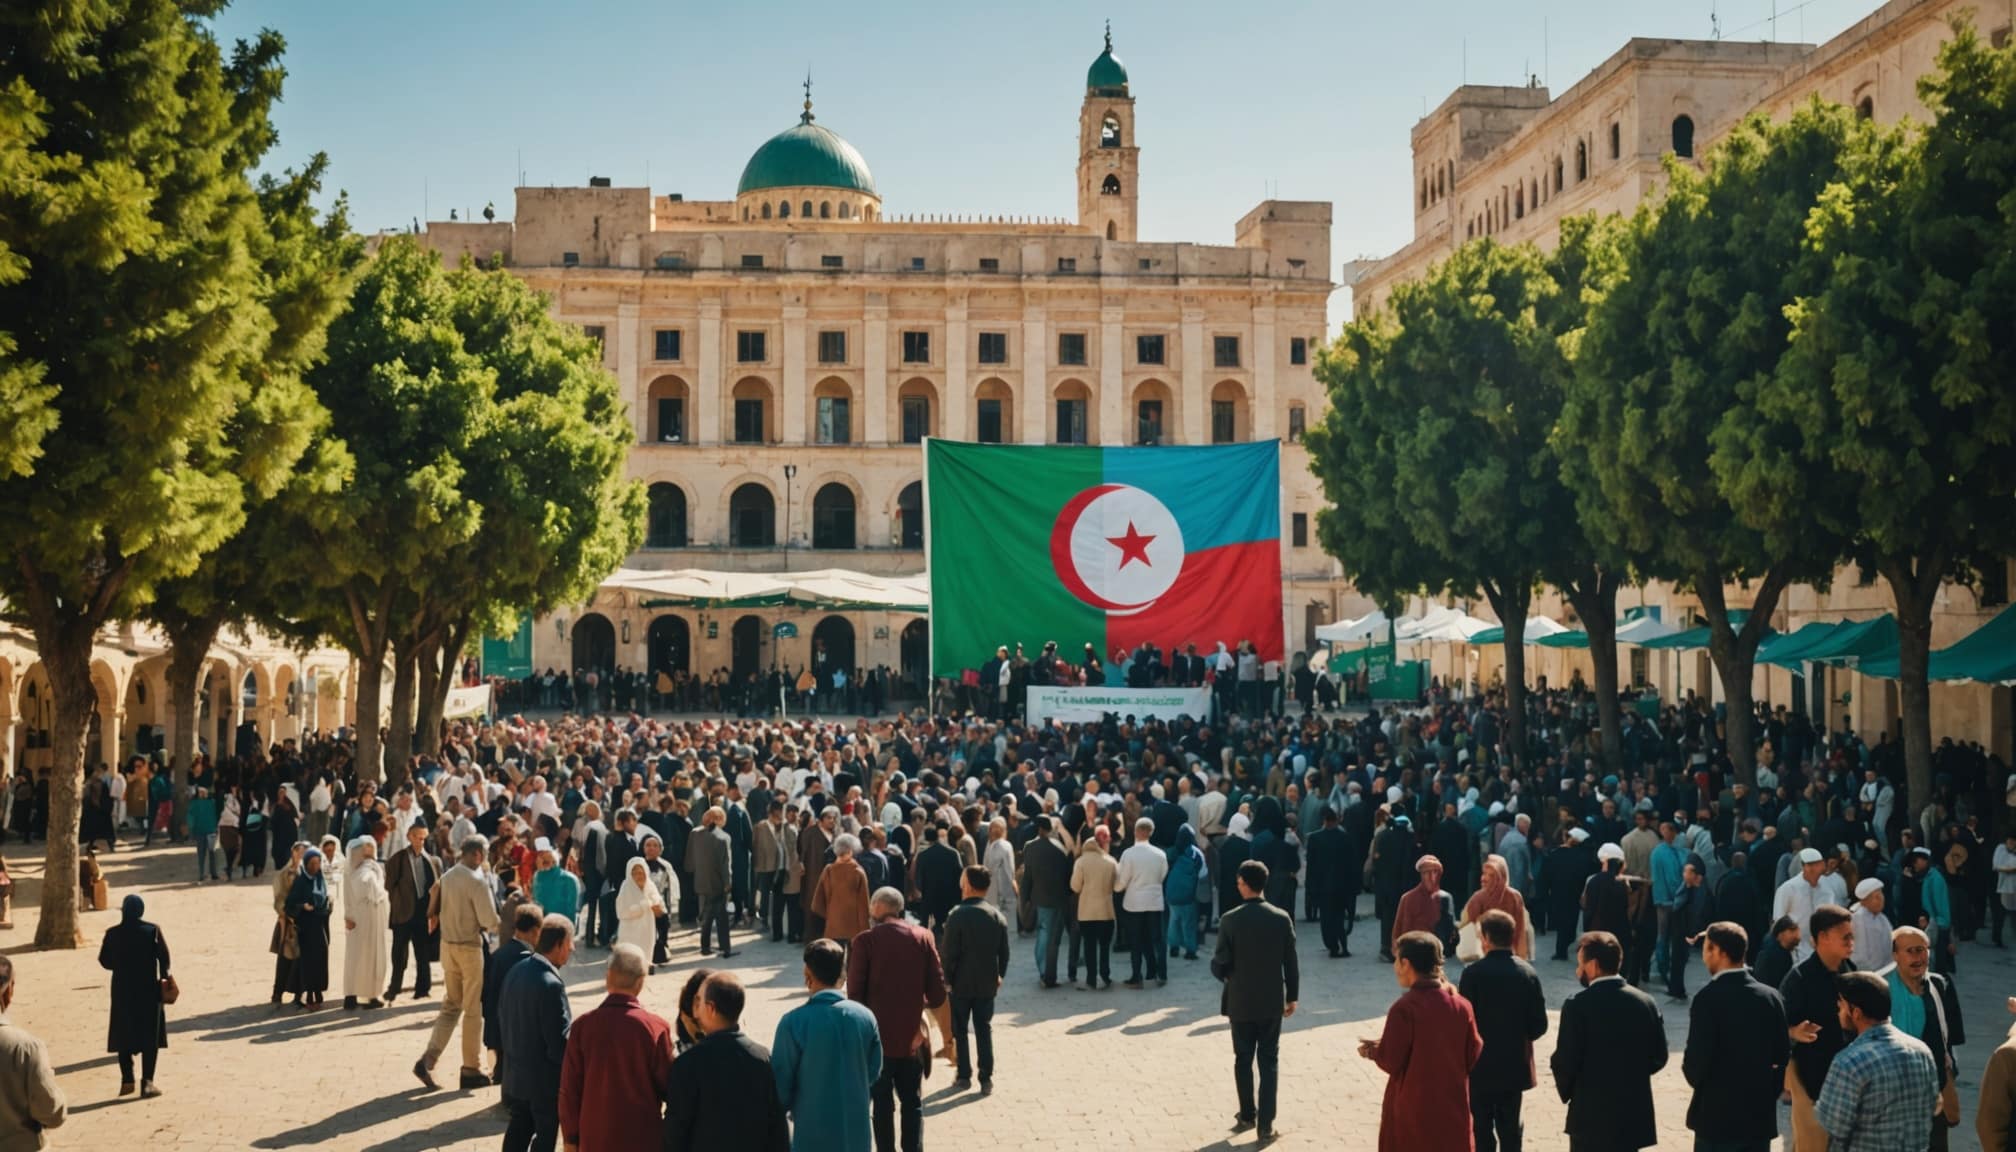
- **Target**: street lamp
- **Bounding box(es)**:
[781,463,797,570]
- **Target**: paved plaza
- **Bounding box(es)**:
[5,839,2013,1151]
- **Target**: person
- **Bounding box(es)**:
[1458,909,1547,1152]
[1164,823,1208,961]
[1393,855,1456,954]
[529,842,579,948]
[615,856,664,960]
[498,914,573,1152]
[483,904,543,1090]
[1360,930,1480,1152]
[686,806,734,957]
[341,836,390,1011]
[848,887,947,1152]
[1780,903,1857,1149]
[1070,824,1118,988]
[939,865,1009,1092]
[913,823,964,936]
[97,895,170,1099]
[1682,921,1789,1152]
[812,834,871,946]
[286,848,332,1010]
[1847,878,1893,973]
[1755,915,1801,991]
[269,841,306,1004]
[415,835,501,1091]
[1666,858,1712,1002]
[1880,925,1964,1151]
[774,940,883,1152]
[664,970,791,1152]
[1552,931,1667,1152]
[1213,860,1300,1142]
[560,942,676,1150]
[1772,847,1828,963]
[640,834,680,966]
[383,821,440,1001]
[1463,855,1531,960]
[1813,971,1940,1152]
[1022,817,1074,987]
[982,818,1017,930]
[1306,806,1359,957]
[1115,816,1169,988]
[1978,1000,2016,1152]
[0,956,65,1144]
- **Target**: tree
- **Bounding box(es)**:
[1564,105,1859,788]
[0,4,304,946]
[1737,24,2016,816]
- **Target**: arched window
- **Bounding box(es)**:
[1855,96,1874,120]
[1101,174,1121,196]
[1609,121,1621,160]
[1515,186,1524,219]
[802,200,813,219]
[820,201,831,218]
[896,482,923,548]
[742,207,750,221]
[897,379,936,443]
[646,483,686,548]
[1575,139,1588,182]
[1554,157,1564,193]
[1106,220,1117,241]
[811,483,856,549]
[761,202,772,219]
[1420,178,1428,209]
[779,201,790,219]
[1446,159,1455,193]
[1101,113,1121,148]
[1671,115,1695,158]
[728,484,775,548]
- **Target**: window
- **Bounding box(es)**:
[1101,113,1121,148]
[1630,646,1650,687]
[562,251,580,267]
[736,330,766,363]
[1056,398,1087,444]
[1136,399,1164,445]
[655,397,685,443]
[1101,174,1121,196]
[818,330,847,364]
[816,396,850,444]
[1553,157,1564,193]
[820,201,831,219]
[1136,334,1165,365]
[1671,115,1695,158]
[581,325,606,354]
[741,254,765,268]
[979,258,999,272]
[901,396,930,443]
[646,483,686,548]
[811,484,855,549]
[1983,559,2010,607]
[976,398,1004,444]
[733,397,766,444]
[779,202,791,219]
[909,256,926,271]
[820,254,844,268]
[1212,400,1236,444]
[728,484,774,547]
[1058,333,1087,366]
[1609,122,1621,160]
[901,331,930,363]
[1994,24,2012,49]
[653,329,682,361]
[1288,405,1306,443]
[1138,258,1152,270]
[655,253,685,269]
[1855,96,1873,120]
[977,332,1007,364]
[1291,513,1308,548]
[1213,336,1241,368]
[1056,257,1077,273]
[1289,337,1307,366]
[1576,139,1588,182]
[802,200,812,219]
[761,203,771,219]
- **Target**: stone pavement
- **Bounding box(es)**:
[5,839,2012,1151]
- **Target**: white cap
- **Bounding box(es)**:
[1797,847,1824,864]
[1597,843,1625,863]
[533,837,553,853]
[1488,801,1505,817]
[1567,827,1591,843]
[1854,878,1885,900]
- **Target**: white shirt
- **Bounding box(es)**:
[1995,843,2016,897]
[309,780,332,814]
[523,789,560,826]
[1115,840,1169,913]
[1817,871,1849,909]
[1772,874,1824,962]
[1849,904,1894,972]
[389,804,420,842]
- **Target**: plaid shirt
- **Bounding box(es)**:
[1813,1022,1940,1152]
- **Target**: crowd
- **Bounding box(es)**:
[6,660,2016,1152]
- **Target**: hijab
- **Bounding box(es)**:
[1227,812,1252,841]
[1462,853,1528,955]
[289,849,329,914]
[121,894,145,924]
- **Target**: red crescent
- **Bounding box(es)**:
[1049,483,1144,613]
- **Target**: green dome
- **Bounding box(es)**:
[737,114,877,197]
[1087,25,1128,94]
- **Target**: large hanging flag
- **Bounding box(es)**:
[926,440,1283,677]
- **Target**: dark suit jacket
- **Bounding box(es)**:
[1457,948,1548,1094]
[1683,969,1789,1142]
[1210,897,1298,1022]
[385,846,441,925]
[1304,826,1358,897]
[499,953,572,1103]
[1022,836,1073,910]
[662,1028,790,1152]
[1550,976,1667,1149]
[914,843,964,918]
[481,936,532,1049]
[940,897,1010,1000]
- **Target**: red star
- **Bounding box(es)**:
[1107,521,1156,569]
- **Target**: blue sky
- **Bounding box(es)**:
[213,0,1875,312]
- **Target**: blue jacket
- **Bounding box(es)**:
[1165,826,1206,906]
[1651,841,1686,907]
[772,988,881,1152]
[499,953,571,1102]
[186,793,218,837]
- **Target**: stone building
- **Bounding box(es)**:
[1348,0,2015,756]
[417,29,1340,697]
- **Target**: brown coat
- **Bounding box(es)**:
[811,857,870,942]
[798,822,832,909]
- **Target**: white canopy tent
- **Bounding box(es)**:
[1614,614,1681,645]
[1314,610,1391,644]
[1397,605,1494,644]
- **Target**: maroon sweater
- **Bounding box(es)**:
[847,919,947,1060]
[560,993,677,1150]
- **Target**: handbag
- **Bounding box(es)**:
[281,918,300,961]
[1455,919,1484,963]
[159,974,180,1006]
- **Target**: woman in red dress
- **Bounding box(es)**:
[1359,930,1483,1152]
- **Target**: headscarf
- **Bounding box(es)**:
[1393,857,1448,942]
[346,836,374,868]
[1462,854,1529,955]
[289,850,330,917]
[121,894,144,923]
[1227,812,1252,841]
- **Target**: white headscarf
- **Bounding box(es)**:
[1228,812,1252,841]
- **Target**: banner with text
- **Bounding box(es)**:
[1026,686,1213,726]
[444,683,494,719]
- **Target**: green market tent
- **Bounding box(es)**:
[1758,621,1845,669]
[1861,604,2016,684]
[1795,614,1898,667]
[1536,629,1589,649]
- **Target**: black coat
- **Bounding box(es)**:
[1021,836,1073,910]
[1683,969,1789,1142]
[481,937,533,1049]
[663,1027,790,1152]
[1210,896,1298,1022]
[98,919,169,1054]
[1779,955,1856,1100]
[1457,949,1547,1094]
[1304,826,1358,897]
[914,843,965,920]
[1549,843,1597,925]
[940,898,1010,1000]
[1551,977,1667,1149]
[1581,866,1632,938]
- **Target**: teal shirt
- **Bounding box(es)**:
[1884,967,1927,1039]
[531,867,579,921]
[772,988,882,1152]
[1921,868,1952,930]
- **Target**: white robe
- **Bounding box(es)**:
[344,858,391,999]
[614,866,664,958]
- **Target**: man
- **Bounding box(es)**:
[848,887,947,1152]
[1755,915,1801,991]
[482,904,543,1092]
[1116,816,1170,988]
[800,807,838,942]
[1813,971,1939,1152]
[753,802,786,937]
[775,940,882,1152]
[1667,859,1712,1003]
[1211,859,1298,1141]
[1551,827,1597,960]
[1848,878,1893,973]
[1773,848,1828,963]
[384,821,441,1001]
[414,835,501,1090]
[664,971,791,1152]
[1305,806,1358,958]
[939,865,1010,1092]
[498,914,574,1152]
[1779,903,1857,1150]
[0,956,66,1145]
[1552,931,1667,1152]
[912,824,964,936]
[1459,909,1547,1152]
[1880,925,1964,1152]
[686,806,734,957]
[1651,821,1687,982]
[1978,1001,2016,1152]
[1581,843,1632,943]
[1391,854,1455,952]
[1683,921,1790,1152]
[1370,811,1417,962]
[599,809,642,948]
[560,943,675,1152]
[1021,816,1075,988]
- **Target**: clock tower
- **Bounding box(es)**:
[1077,23,1139,243]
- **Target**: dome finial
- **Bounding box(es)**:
[801,70,814,124]
[1104,19,1112,52]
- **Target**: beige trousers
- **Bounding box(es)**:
[1788,1065,1831,1152]
[423,943,485,1072]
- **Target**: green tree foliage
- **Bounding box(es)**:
[0,2,308,946]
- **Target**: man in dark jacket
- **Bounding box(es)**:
[1779,903,1857,1148]
[1021,819,1074,987]
[1458,909,1548,1152]
[685,807,734,958]
[1549,829,1597,960]
[848,888,948,1152]
[912,824,965,936]
[1210,860,1298,1142]
[1304,807,1359,957]
[1683,921,1789,1151]
[1551,930,1667,1151]
[1371,813,1418,962]
[482,905,542,1093]
[499,915,574,1152]
[384,822,441,1000]
[599,810,642,947]
[663,971,789,1152]
[939,866,1010,1091]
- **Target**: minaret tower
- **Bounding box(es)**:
[1077,21,1138,242]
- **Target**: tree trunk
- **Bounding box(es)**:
[1567,577,1623,779]
[1881,553,1943,828]
[163,618,219,837]
[418,617,472,756]
[352,644,386,786]
[415,651,442,758]
[385,648,418,787]
[1699,568,1790,789]
[1483,582,1533,772]
[36,653,92,949]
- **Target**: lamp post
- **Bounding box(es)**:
[781,463,797,570]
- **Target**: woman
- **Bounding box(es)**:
[810,834,871,944]
[269,790,300,874]
[530,841,581,937]
[98,895,170,1098]
[1071,825,1119,988]
[81,776,116,853]
[1461,855,1531,959]
[271,842,308,1003]
[1358,931,1481,1152]
[239,787,268,879]
[674,967,717,1055]
[1164,824,1208,961]
[342,837,390,1010]
[217,786,243,880]
[614,856,664,959]
[287,848,333,1009]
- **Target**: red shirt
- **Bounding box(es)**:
[559,993,677,1150]
[847,919,947,1060]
